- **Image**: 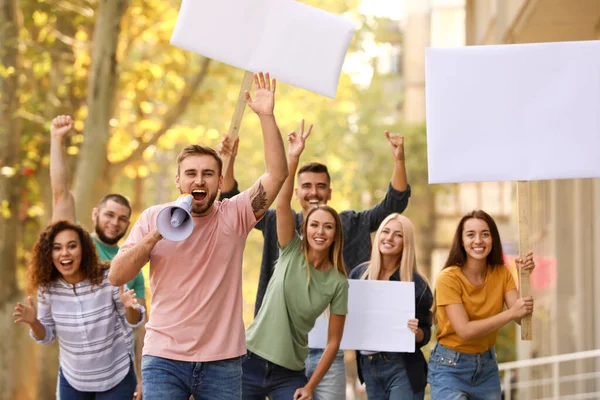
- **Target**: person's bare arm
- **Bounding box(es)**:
[276,156,298,248]
[355,133,411,232]
[444,296,532,342]
[109,229,162,286]
[120,287,143,325]
[50,115,76,222]
[216,134,239,193]
[504,290,523,325]
[295,313,346,400]
[245,72,288,220]
[277,121,312,247]
[505,251,536,325]
[386,131,408,192]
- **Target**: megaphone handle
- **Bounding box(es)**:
[170,208,187,228]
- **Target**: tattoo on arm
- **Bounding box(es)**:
[251,180,268,213]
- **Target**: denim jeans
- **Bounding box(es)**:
[305,348,346,400]
[242,351,307,400]
[141,354,242,400]
[428,343,501,400]
[359,352,424,400]
[58,361,137,399]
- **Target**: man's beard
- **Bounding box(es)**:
[190,192,217,216]
[95,217,126,246]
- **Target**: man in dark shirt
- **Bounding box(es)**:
[219,125,411,400]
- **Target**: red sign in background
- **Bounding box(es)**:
[504,254,557,291]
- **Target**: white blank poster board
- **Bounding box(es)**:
[425,40,600,184]
[308,280,415,352]
[170,0,355,98]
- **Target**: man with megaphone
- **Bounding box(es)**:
[109,72,288,400]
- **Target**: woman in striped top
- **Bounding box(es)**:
[13,220,145,398]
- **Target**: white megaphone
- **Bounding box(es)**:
[156,194,194,241]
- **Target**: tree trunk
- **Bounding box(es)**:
[73,0,129,231]
[37,10,82,227]
[0,0,20,304]
[0,301,39,400]
[33,11,94,399]
[0,1,27,398]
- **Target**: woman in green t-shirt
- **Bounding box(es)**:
[243,121,349,400]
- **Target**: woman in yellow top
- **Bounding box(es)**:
[428,210,535,399]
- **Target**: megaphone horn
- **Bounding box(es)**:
[156,194,194,241]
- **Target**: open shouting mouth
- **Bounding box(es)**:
[192,189,207,202]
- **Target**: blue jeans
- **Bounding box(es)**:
[242,351,307,400]
[428,344,501,400]
[305,348,346,400]
[58,361,137,399]
[142,354,242,400]
[359,352,424,400]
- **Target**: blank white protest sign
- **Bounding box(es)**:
[170,0,355,98]
[308,280,415,352]
[425,40,600,184]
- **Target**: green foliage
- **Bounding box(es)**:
[496,323,517,363]
[5,0,434,330]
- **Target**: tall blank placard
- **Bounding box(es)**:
[426,40,600,340]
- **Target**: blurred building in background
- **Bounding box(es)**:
[401,0,514,288]
[403,0,600,398]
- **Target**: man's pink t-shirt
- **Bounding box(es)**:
[119,191,258,362]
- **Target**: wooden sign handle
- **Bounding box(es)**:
[517,180,532,340]
[221,71,254,178]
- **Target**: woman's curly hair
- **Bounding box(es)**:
[28,220,106,294]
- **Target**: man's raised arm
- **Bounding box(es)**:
[245,72,288,219]
[50,115,77,223]
[386,131,408,193]
[354,131,411,231]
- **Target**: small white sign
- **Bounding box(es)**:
[308,280,416,352]
[425,40,600,184]
[170,0,355,98]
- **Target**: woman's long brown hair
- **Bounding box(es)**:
[433,210,505,323]
[442,209,505,270]
[28,220,105,295]
[301,205,347,286]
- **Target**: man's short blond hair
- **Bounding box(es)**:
[176,145,223,176]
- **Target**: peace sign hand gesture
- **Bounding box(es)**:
[287,120,313,158]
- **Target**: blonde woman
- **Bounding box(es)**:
[243,122,348,400]
[349,213,433,400]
